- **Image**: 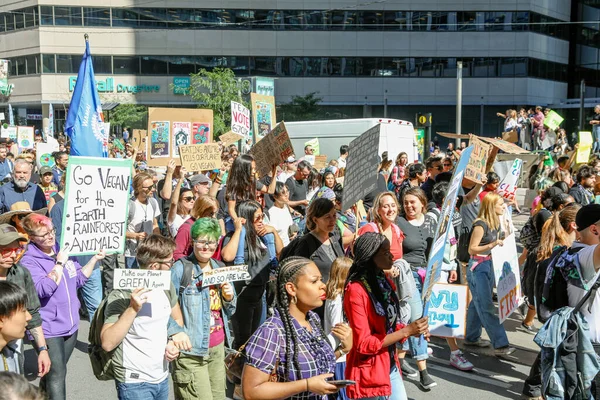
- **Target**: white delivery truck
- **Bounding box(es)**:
[285,118,419,164]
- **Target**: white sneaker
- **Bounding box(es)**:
[427,347,433,356]
[450,351,474,371]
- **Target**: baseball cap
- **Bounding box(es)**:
[576,204,600,232]
[0,224,27,246]
[286,156,296,163]
[40,166,53,175]
[189,174,210,186]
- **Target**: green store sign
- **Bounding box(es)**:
[68,77,160,94]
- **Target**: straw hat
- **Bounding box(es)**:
[0,202,48,225]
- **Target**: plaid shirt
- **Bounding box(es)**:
[245,309,336,400]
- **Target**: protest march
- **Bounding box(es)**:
[4,28,600,400]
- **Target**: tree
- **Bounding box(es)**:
[188,68,248,139]
[278,92,324,121]
[107,104,148,130]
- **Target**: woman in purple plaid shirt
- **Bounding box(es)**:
[242,257,353,400]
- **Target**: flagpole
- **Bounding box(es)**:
[84,33,89,42]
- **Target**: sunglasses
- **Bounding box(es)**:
[0,244,25,258]
[254,214,265,223]
[142,184,156,190]
[443,163,452,167]
[435,166,443,171]
[182,196,194,202]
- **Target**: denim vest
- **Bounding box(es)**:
[168,256,237,357]
[534,307,600,399]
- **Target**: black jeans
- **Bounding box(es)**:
[231,282,265,349]
[41,332,78,400]
[522,352,542,398]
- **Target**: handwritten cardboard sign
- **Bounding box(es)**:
[492,233,521,322]
[544,110,564,131]
[341,125,381,211]
[202,265,251,287]
[113,269,171,290]
[231,101,250,137]
[250,122,294,177]
[61,157,132,256]
[314,155,328,169]
[17,126,34,150]
[577,131,592,164]
[428,283,469,339]
[465,136,491,184]
[220,131,245,146]
[179,143,222,172]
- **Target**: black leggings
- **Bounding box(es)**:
[231,282,265,349]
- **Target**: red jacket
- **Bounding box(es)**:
[343,280,404,399]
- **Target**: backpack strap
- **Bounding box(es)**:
[178,257,196,297]
[573,276,600,314]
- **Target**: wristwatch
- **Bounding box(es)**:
[37,345,48,353]
[55,261,63,266]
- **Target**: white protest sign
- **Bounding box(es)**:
[428,283,469,338]
[113,269,171,290]
[202,265,251,287]
[36,139,59,169]
[231,101,250,137]
[496,159,522,201]
[491,233,521,322]
[61,157,132,256]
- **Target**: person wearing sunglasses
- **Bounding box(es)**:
[166,172,194,238]
[0,224,51,378]
[169,218,236,400]
[420,156,443,202]
[19,213,105,400]
[125,172,161,269]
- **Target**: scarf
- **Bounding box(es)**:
[358,272,400,335]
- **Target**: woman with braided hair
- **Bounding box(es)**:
[242,257,352,400]
[344,232,429,400]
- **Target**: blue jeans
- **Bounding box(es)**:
[116,377,169,400]
[362,366,407,400]
[466,258,509,349]
[401,269,429,360]
[79,263,102,318]
[125,256,138,269]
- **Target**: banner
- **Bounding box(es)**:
[428,284,469,339]
[577,131,593,164]
[496,159,522,201]
[17,126,34,150]
[48,103,54,138]
[113,269,171,290]
[36,139,59,169]
[0,60,8,94]
[231,101,250,137]
[172,122,191,156]
[422,146,474,306]
[250,122,294,177]
[341,125,382,211]
[179,144,222,172]
[202,265,251,287]
[305,138,320,155]
[8,104,14,127]
[251,93,276,140]
[1,126,16,140]
[61,157,132,256]
[491,233,521,323]
[465,136,491,184]
[65,40,108,157]
[544,110,564,131]
[220,131,245,146]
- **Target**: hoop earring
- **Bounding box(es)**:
[290,295,297,305]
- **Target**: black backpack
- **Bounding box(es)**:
[535,246,584,323]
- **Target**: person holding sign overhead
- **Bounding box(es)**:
[19,213,105,400]
[169,218,237,400]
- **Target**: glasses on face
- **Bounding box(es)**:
[444,163,452,167]
[143,184,156,190]
[151,259,175,269]
[31,228,56,240]
[194,239,218,250]
[254,214,265,223]
[435,165,443,171]
[182,196,194,202]
[0,244,25,258]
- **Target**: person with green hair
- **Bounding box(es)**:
[168,217,237,400]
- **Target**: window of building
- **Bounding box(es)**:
[5,13,15,31]
[229,9,255,27]
[283,10,304,30]
[39,6,53,25]
[304,10,328,30]
[136,8,167,28]
[9,59,17,76]
[14,10,25,30]
[251,57,277,75]
[84,8,111,27]
[457,11,478,31]
[358,11,384,30]
[141,56,168,74]
[56,54,80,73]
[113,56,140,74]
[167,56,196,75]
[24,7,37,28]
[16,57,26,76]
[42,54,56,73]
[93,55,112,74]
[25,55,38,75]
[166,8,195,29]
[330,11,356,30]
[54,7,82,26]
[112,9,139,27]
[228,57,250,75]
[0,14,5,32]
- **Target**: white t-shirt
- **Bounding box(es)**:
[337,157,347,169]
[277,171,294,183]
[567,243,600,343]
[169,214,191,237]
[125,198,161,257]
[324,295,346,363]
[268,205,293,246]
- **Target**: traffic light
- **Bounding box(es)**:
[416,113,432,128]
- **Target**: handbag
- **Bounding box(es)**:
[225,343,279,382]
[502,129,518,143]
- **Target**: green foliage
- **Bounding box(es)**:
[107,104,148,129]
[188,68,248,139]
[278,92,324,121]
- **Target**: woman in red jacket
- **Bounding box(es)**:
[343,232,429,400]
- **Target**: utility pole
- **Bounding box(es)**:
[455,61,463,147]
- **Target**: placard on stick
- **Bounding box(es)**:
[465,136,491,184]
[250,122,294,177]
[61,157,132,256]
[179,144,222,172]
[428,283,469,339]
[251,93,276,140]
[113,269,171,290]
[341,125,381,211]
[231,101,250,137]
[220,131,245,146]
[202,265,251,287]
[314,155,328,169]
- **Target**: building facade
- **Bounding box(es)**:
[0,0,598,136]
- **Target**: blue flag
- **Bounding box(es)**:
[65,40,107,157]
[8,104,14,126]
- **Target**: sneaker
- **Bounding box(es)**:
[450,351,474,371]
[400,359,418,379]
[427,346,433,356]
[495,346,516,357]
[419,369,437,390]
[464,338,492,348]
[520,322,536,333]
[233,384,244,400]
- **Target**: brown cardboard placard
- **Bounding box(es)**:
[220,131,245,146]
[179,143,222,172]
[250,122,294,177]
[465,136,492,184]
[314,155,328,169]
[147,108,213,167]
